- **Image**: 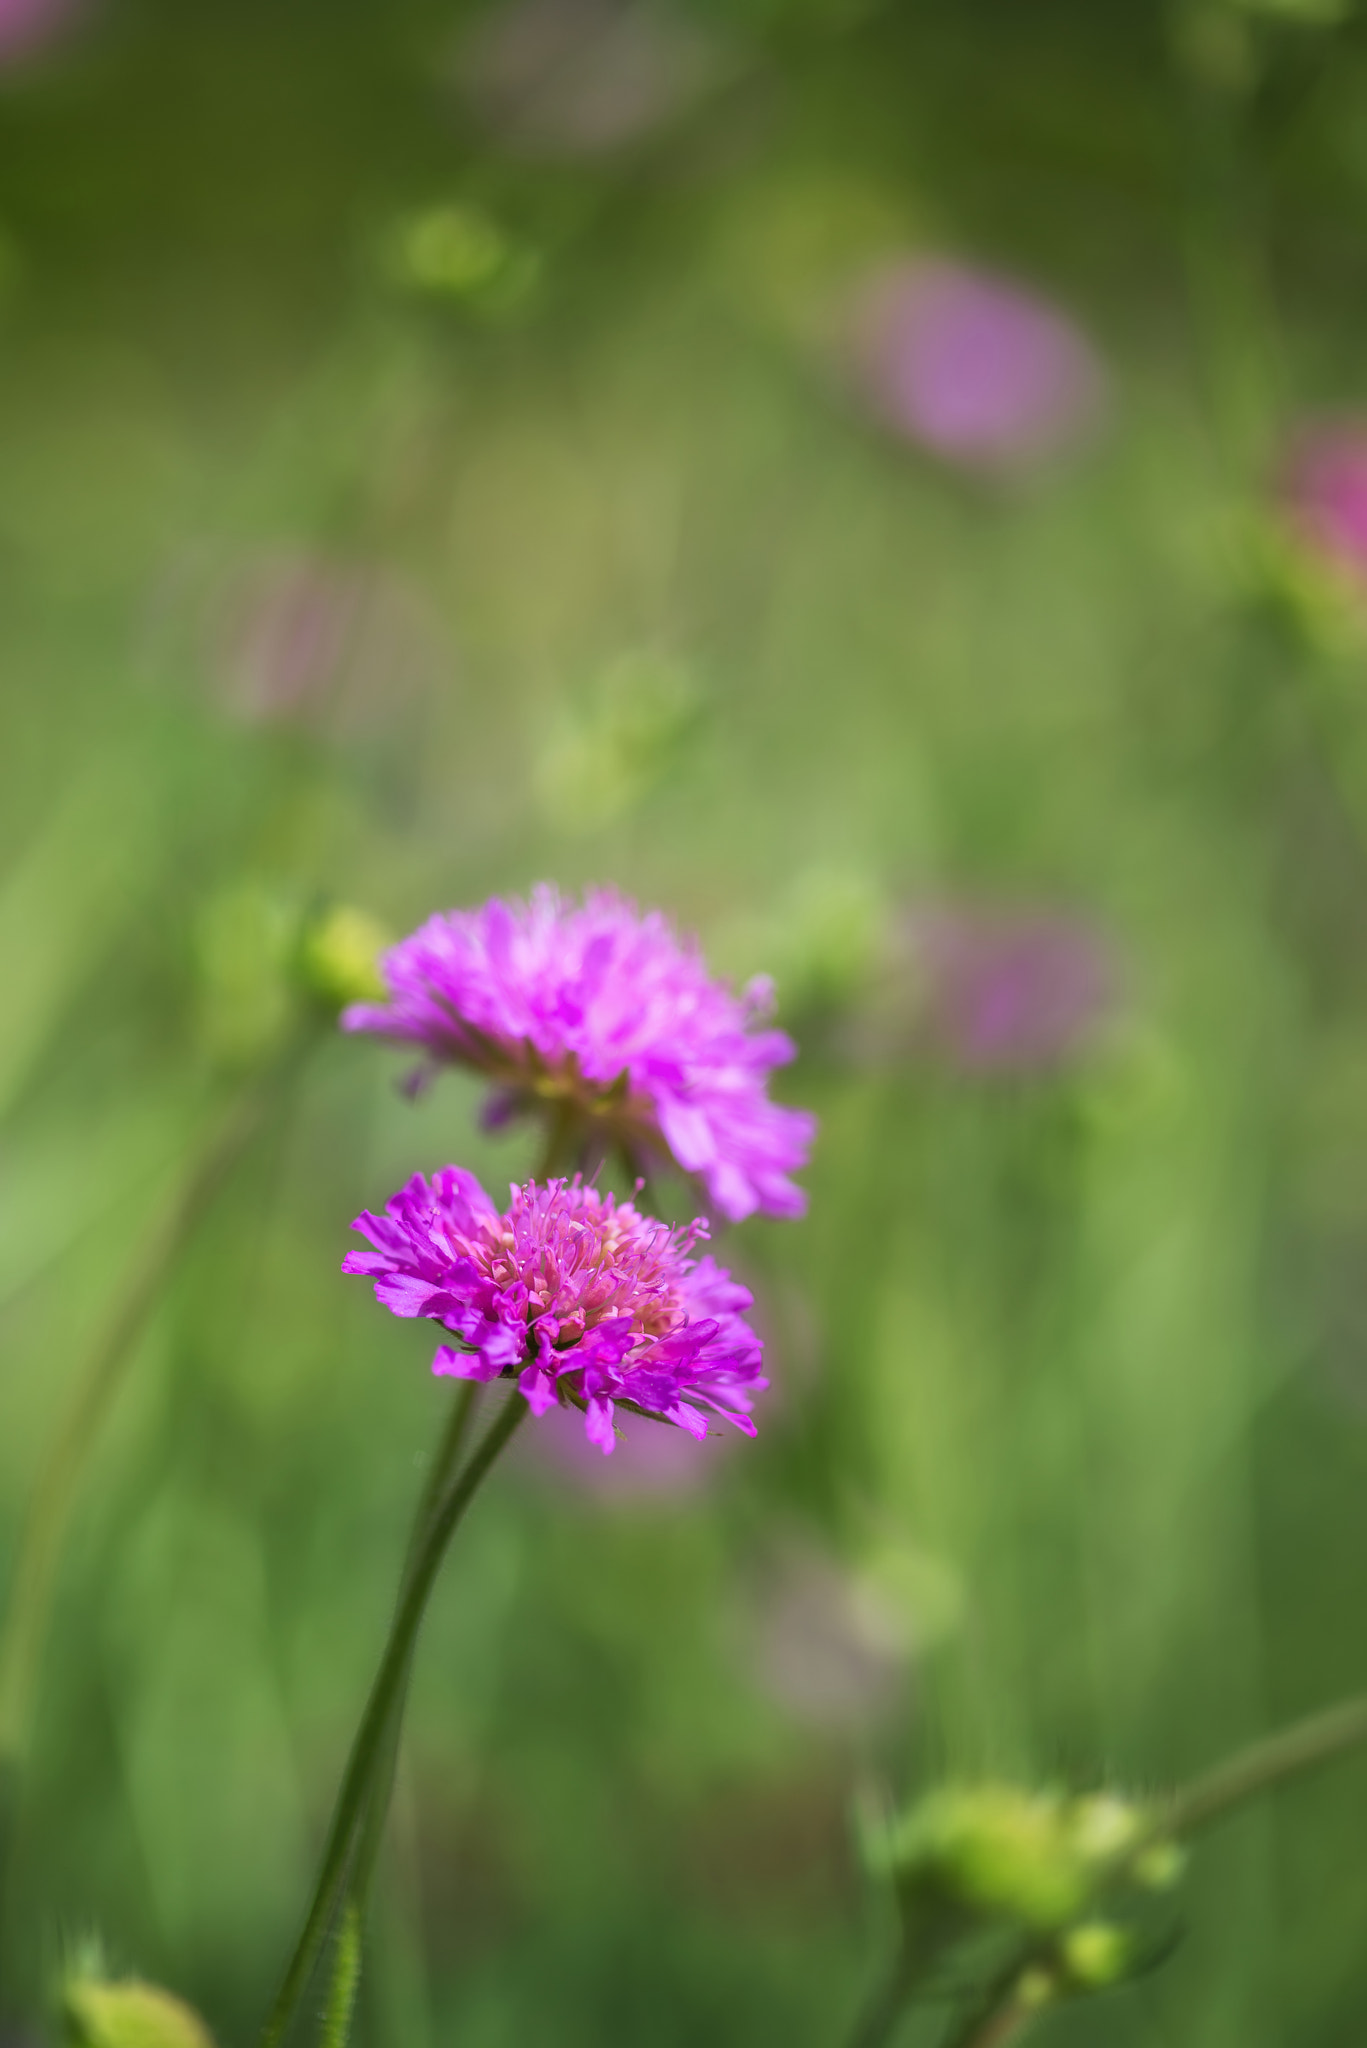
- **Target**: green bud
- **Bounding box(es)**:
[1069,1792,1144,1865]
[384,203,541,312]
[1060,1920,1132,1990]
[299,903,390,1010]
[1131,1838,1187,1892]
[885,1784,1091,1932]
[64,1978,215,2048]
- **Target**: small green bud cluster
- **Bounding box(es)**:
[867,1778,1186,2010]
[193,883,389,1070]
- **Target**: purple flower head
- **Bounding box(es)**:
[915,905,1118,1073]
[343,1169,767,1454]
[342,886,815,1222]
[1282,424,1367,584]
[848,258,1106,473]
[0,0,80,63]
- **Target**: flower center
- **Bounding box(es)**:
[449,1182,702,1353]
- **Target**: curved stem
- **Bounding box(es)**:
[0,1080,274,1765]
[260,1392,529,2048]
[945,1995,1036,2048]
[0,1059,299,1969]
[1159,1691,1367,1840]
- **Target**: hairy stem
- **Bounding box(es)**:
[260,1392,529,2048]
[319,1902,363,2048]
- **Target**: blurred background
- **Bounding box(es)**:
[8,0,1367,2040]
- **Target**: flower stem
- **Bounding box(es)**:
[319,1902,362,2048]
[311,1381,481,2046]
[260,1391,529,2048]
[1159,1691,1367,1839]
[0,1066,292,1952]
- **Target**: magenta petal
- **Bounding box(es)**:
[518,1362,559,1415]
[433,1344,500,1382]
[584,1397,618,1454]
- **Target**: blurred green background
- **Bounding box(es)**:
[7,0,1367,2041]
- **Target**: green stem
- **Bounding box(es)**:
[0,1081,273,1762]
[260,1391,529,2048]
[944,1991,1036,2048]
[0,1058,297,1948]
[1159,1691,1367,1840]
[313,1382,481,2043]
[319,1902,363,2048]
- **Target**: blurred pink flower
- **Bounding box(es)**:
[914,904,1119,1073]
[517,1393,734,1500]
[1282,424,1367,583]
[458,0,724,157]
[848,258,1107,472]
[211,553,441,735]
[0,0,79,63]
[745,1547,908,1735]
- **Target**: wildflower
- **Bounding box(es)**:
[343,1170,767,1454]
[848,258,1106,473]
[914,904,1118,1073]
[342,886,815,1221]
[0,0,78,64]
[1282,423,1367,587]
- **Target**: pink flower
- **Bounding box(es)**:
[344,1170,766,1454]
[848,258,1106,473]
[0,0,79,63]
[914,905,1118,1073]
[343,887,815,1223]
[1282,424,1367,583]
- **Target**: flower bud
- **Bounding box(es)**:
[298,903,390,1011]
[1132,1838,1187,1892]
[1069,1791,1144,1864]
[1060,1920,1132,1989]
[63,1977,215,2048]
[882,1784,1090,1931]
[876,1781,1160,1936]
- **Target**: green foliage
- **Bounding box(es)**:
[6,1,1367,2045]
